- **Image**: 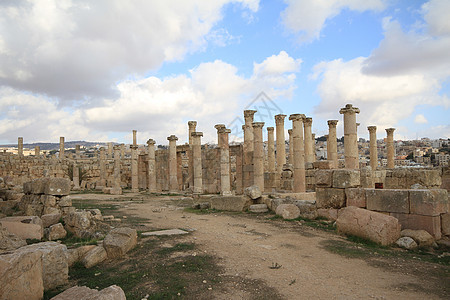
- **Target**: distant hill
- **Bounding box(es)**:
[0,141,111,151]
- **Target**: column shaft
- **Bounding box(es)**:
[275,114,287,187]
[290,114,306,192]
[304,117,314,164]
[327,120,338,168]
[18,137,23,157]
[386,128,395,169]
[339,104,360,169]
[130,145,139,192]
[368,126,378,170]
[167,135,179,192]
[252,122,265,192]
[147,139,157,192]
[243,110,256,188]
[191,132,203,194]
[267,127,275,173]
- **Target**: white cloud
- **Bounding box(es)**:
[414,114,428,124]
[0,0,259,102]
[281,0,386,42]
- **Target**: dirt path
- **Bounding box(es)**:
[73,193,449,299]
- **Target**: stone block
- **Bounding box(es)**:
[66,245,96,267]
[82,246,107,268]
[249,204,268,213]
[391,213,441,239]
[41,195,57,207]
[395,237,417,250]
[58,196,72,207]
[45,223,67,241]
[317,208,339,221]
[401,229,434,248]
[0,246,43,300]
[409,189,448,216]
[21,241,68,290]
[315,170,333,187]
[293,200,317,219]
[51,285,126,300]
[103,227,137,259]
[0,216,43,240]
[442,213,450,236]
[30,178,49,194]
[366,189,409,213]
[345,188,366,208]
[332,169,360,188]
[244,185,262,200]
[25,203,44,216]
[337,206,401,246]
[313,160,334,169]
[41,213,61,228]
[210,196,251,212]
[0,223,26,252]
[45,178,71,196]
[315,187,346,209]
[275,204,300,220]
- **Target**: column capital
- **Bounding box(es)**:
[113,145,121,150]
[191,131,203,137]
[244,110,257,119]
[327,120,338,127]
[288,113,304,121]
[146,139,156,146]
[339,104,360,115]
[167,135,178,141]
[132,129,137,134]
[252,122,265,129]
[267,127,274,132]
[214,124,226,131]
[188,121,197,128]
[130,145,138,150]
[275,114,287,123]
[303,117,313,126]
[368,126,377,133]
[386,128,395,135]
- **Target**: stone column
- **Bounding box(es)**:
[35,146,40,157]
[120,144,125,158]
[304,117,314,164]
[327,120,338,168]
[215,125,232,196]
[275,114,287,186]
[98,147,106,187]
[311,133,316,162]
[288,129,293,164]
[267,127,275,173]
[188,121,197,189]
[146,139,157,193]
[75,145,81,158]
[113,145,122,194]
[191,132,203,194]
[386,128,395,169]
[252,122,265,192]
[108,142,113,158]
[73,162,80,190]
[59,137,65,158]
[339,104,360,169]
[243,110,256,188]
[130,145,139,192]
[368,126,378,170]
[18,137,23,157]
[167,135,178,192]
[132,130,137,146]
[188,121,197,145]
[289,114,306,192]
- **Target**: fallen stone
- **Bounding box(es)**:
[103,215,114,221]
[293,200,317,219]
[401,229,434,248]
[337,206,401,246]
[41,213,62,228]
[0,216,43,240]
[66,245,96,267]
[244,185,262,200]
[82,246,107,268]
[249,204,268,213]
[0,223,26,253]
[88,209,103,221]
[317,208,340,221]
[64,210,95,238]
[395,237,418,250]
[391,213,442,239]
[275,204,300,220]
[45,223,67,241]
[103,227,137,259]
[45,178,71,196]
[58,196,72,207]
[210,196,251,212]
[51,285,126,300]
[141,229,189,236]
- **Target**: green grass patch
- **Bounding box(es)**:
[60,231,99,247]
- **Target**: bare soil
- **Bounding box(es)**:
[68,192,450,300]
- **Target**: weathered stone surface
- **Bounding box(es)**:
[64,210,95,238]
[391,213,441,239]
[345,188,366,208]
[45,223,67,241]
[249,204,268,213]
[82,245,107,268]
[315,188,346,209]
[0,223,26,252]
[366,189,409,213]
[409,189,448,216]
[25,203,44,216]
[313,160,334,169]
[21,241,68,290]
[337,206,401,246]
[67,245,96,267]
[244,185,262,200]
[332,169,360,188]
[41,195,57,207]
[317,208,339,221]
[210,196,252,212]
[58,196,72,207]
[401,229,434,248]
[442,213,450,236]
[51,285,126,300]
[88,209,103,221]
[315,170,333,187]
[276,204,300,220]
[103,227,137,259]
[30,178,49,195]
[42,213,61,228]
[0,246,43,300]
[395,237,418,250]
[293,200,317,219]
[0,216,43,240]
[45,178,71,196]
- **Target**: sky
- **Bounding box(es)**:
[0,0,449,146]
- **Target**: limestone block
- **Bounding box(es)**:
[366,189,409,213]
[103,227,137,259]
[66,245,96,267]
[317,208,339,221]
[58,196,72,207]
[25,203,44,216]
[0,216,43,240]
[244,185,262,200]
[41,195,57,207]
[332,169,360,188]
[25,242,68,289]
[315,170,333,187]
[88,209,103,221]
[293,200,317,219]
[409,189,448,216]
[45,223,67,241]
[60,206,75,216]
[45,178,71,196]
[315,188,346,209]
[442,213,450,236]
[312,160,334,169]
[395,237,418,250]
[210,196,252,212]
[64,210,95,238]
[41,213,61,228]
[51,285,126,300]
[0,223,26,253]
[249,204,268,213]
[345,188,366,208]
[0,246,44,300]
[401,229,434,248]
[391,213,441,239]
[276,204,300,219]
[30,178,49,194]
[337,206,401,246]
[82,245,107,268]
